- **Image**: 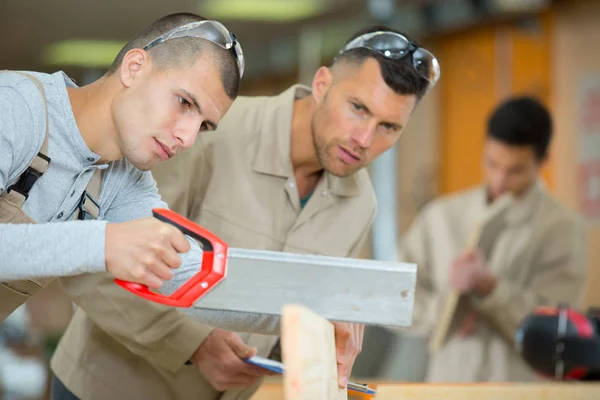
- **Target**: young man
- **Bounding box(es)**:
[0,13,242,319]
[50,26,440,399]
[0,6,243,385]
[404,97,588,382]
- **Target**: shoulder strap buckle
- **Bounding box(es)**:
[76,191,100,220]
[6,152,50,200]
[75,168,104,220]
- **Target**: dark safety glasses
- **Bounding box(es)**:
[143,20,245,78]
[339,31,440,88]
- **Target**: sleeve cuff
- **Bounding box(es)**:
[158,316,215,372]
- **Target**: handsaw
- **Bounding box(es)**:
[115,208,417,327]
[428,193,513,352]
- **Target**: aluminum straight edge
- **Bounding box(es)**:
[193,247,417,328]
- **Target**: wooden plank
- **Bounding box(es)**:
[427,227,478,353]
[281,304,347,400]
[428,194,512,352]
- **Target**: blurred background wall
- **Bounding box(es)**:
[1,0,598,397]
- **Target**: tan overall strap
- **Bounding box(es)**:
[87,169,103,200]
[0,71,52,322]
[16,73,50,173]
[73,168,104,220]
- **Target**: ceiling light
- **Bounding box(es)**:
[43,40,125,68]
[200,0,326,22]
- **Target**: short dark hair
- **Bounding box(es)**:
[487,96,553,161]
[333,25,431,100]
[106,13,240,99]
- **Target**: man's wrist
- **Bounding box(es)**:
[472,273,497,297]
[187,334,211,366]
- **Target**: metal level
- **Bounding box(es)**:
[190,247,417,328]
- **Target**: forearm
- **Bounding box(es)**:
[0,220,107,280]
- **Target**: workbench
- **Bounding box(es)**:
[251,380,600,399]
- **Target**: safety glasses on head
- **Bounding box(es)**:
[339,31,440,88]
[143,20,245,79]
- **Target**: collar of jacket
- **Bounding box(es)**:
[251,84,360,197]
[473,180,546,226]
[505,180,546,225]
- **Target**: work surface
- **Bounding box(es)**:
[251,380,600,399]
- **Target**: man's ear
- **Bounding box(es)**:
[311,66,333,104]
[119,49,149,88]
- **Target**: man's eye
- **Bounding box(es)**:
[352,102,363,112]
[179,97,191,109]
[200,122,208,132]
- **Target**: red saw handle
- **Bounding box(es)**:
[114,208,228,307]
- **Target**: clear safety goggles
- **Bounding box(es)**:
[143,20,245,78]
[339,31,440,88]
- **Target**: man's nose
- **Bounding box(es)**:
[351,125,375,149]
[175,124,200,150]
